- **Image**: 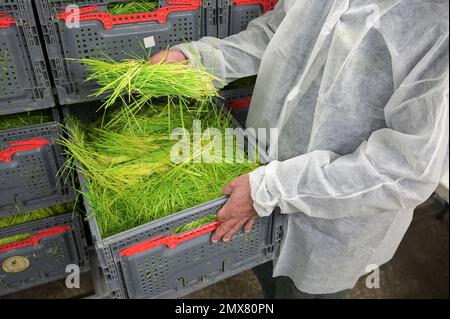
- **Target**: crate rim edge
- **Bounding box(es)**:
[0,211,79,237]
[0,121,61,135]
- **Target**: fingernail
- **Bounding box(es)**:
[223,238,229,242]
[212,239,218,244]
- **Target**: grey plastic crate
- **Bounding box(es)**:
[0,122,75,218]
[83,180,281,299]
[35,0,212,105]
[0,211,89,296]
[218,0,277,38]
[0,0,55,116]
[221,85,254,101]
[65,100,282,298]
[221,86,254,126]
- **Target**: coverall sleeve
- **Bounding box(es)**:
[249,36,449,219]
[172,1,286,85]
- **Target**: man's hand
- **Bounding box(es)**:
[150,50,187,64]
[212,174,258,243]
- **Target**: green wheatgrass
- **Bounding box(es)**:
[63,54,252,237]
[173,215,218,234]
[107,0,158,15]
[0,111,52,131]
[0,203,74,246]
[74,55,221,118]
[62,104,259,238]
[0,233,31,246]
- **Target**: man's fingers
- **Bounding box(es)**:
[212,219,237,243]
[217,204,231,222]
[223,219,247,242]
[244,216,257,233]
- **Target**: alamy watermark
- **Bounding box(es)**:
[169,121,279,164]
[65,264,81,289]
[365,4,381,29]
[65,5,81,29]
[365,264,380,289]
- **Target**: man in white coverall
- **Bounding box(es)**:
[151,0,449,298]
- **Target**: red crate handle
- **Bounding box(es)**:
[0,226,71,253]
[0,138,49,163]
[228,97,252,110]
[120,221,221,257]
[0,13,15,29]
[58,0,201,30]
[233,0,278,13]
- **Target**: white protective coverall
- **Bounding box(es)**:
[173,0,450,293]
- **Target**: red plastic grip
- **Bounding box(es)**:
[120,221,221,257]
[228,97,252,110]
[233,0,278,13]
[58,0,202,30]
[0,13,15,28]
[0,138,49,163]
[0,226,71,253]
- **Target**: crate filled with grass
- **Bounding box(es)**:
[0,0,55,115]
[217,0,278,38]
[0,109,75,218]
[62,56,282,298]
[0,203,89,296]
[34,0,216,105]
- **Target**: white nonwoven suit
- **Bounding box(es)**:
[173,0,449,293]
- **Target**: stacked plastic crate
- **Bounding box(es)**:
[34,0,216,105]
[0,109,90,296]
[218,0,278,38]
[0,0,55,116]
[0,1,90,296]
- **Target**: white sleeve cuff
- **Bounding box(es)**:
[171,43,200,67]
[249,164,280,217]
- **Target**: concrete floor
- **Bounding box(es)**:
[2,195,448,299]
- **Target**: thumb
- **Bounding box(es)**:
[223,182,234,195]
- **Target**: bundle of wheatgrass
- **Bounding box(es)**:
[0,110,52,131]
[107,0,158,15]
[0,203,74,245]
[62,103,259,237]
[77,54,220,114]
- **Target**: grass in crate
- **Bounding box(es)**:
[0,203,74,245]
[107,0,158,15]
[0,110,52,132]
[62,103,259,238]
